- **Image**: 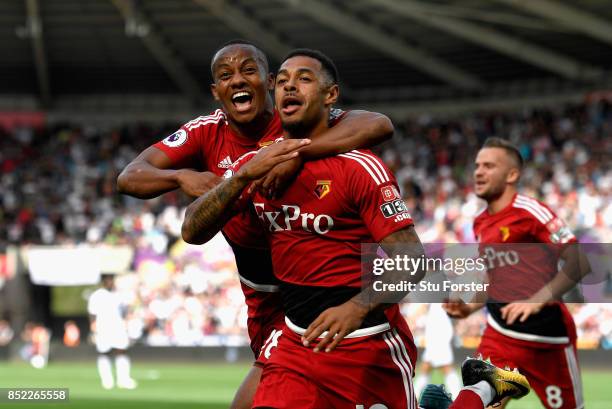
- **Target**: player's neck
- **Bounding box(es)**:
[487,187,517,214]
[284,113,329,140]
[228,100,275,140]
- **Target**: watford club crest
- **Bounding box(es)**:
[257,140,275,148]
[314,180,332,199]
[500,226,510,242]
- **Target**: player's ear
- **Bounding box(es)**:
[267,73,275,91]
[324,84,339,105]
[210,83,220,101]
[507,168,520,184]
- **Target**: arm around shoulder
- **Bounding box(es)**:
[117,146,182,199]
[299,110,393,160]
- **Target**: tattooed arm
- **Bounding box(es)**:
[181,174,252,245]
[181,138,311,245]
[302,226,425,352]
[360,225,426,309]
[117,146,222,199]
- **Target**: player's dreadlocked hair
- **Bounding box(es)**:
[482,137,524,169]
[281,48,339,87]
[210,39,269,76]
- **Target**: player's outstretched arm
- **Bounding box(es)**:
[302,226,425,353]
[299,110,393,160]
[117,146,221,199]
[252,110,393,198]
[181,139,310,244]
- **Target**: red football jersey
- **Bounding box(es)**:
[473,193,577,344]
[230,148,414,328]
[154,109,283,250]
[474,193,577,300]
[250,149,413,287]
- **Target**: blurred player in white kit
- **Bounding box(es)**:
[415,303,461,399]
[88,274,137,390]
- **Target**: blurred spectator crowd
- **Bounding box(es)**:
[0,99,610,348]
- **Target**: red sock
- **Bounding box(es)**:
[449,390,485,409]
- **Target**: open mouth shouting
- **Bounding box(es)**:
[231,91,253,113]
[281,95,303,116]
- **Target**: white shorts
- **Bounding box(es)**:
[95,330,129,353]
[422,341,454,367]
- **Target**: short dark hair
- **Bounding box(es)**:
[210,39,269,76]
[482,137,523,169]
[281,48,339,86]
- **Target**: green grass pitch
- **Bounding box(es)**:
[0,361,610,408]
